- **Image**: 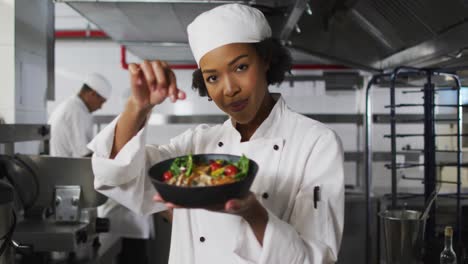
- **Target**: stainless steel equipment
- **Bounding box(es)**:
[0,124,50,155]
[0,155,120,263]
[379,210,427,264]
[0,181,15,264]
[12,155,108,244]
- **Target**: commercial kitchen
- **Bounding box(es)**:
[0,0,467,263]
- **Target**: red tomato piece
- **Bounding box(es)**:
[210,162,222,172]
[224,165,238,177]
[163,171,173,181]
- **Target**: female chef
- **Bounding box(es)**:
[88,4,344,263]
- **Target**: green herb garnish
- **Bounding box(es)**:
[170,154,193,177]
[234,154,249,180]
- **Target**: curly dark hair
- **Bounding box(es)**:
[191,38,292,97]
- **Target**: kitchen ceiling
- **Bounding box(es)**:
[289,0,468,71]
[58,0,332,64]
[57,0,468,72]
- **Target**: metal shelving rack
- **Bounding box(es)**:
[365,66,466,263]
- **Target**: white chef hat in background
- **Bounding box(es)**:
[84,73,112,100]
[187,4,272,67]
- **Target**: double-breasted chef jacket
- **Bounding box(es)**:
[88,95,345,263]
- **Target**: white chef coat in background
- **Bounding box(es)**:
[48,95,94,157]
[88,95,345,264]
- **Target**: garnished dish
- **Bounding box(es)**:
[148,154,258,207]
[162,154,249,187]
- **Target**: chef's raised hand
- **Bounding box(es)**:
[129,60,186,112]
[111,60,186,158]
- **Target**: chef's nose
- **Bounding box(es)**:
[223,75,240,97]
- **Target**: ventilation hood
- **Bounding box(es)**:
[57,0,468,72]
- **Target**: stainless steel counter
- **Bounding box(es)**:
[14,234,121,264]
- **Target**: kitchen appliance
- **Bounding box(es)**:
[0,154,121,263]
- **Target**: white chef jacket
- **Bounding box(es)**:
[48,95,93,157]
[88,95,345,263]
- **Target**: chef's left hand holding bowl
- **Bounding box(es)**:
[153,191,266,223]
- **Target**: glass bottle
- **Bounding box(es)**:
[440,226,457,264]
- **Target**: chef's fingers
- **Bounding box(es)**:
[159,61,178,102]
[165,202,182,209]
[168,70,179,102]
[129,63,155,108]
[161,61,188,102]
[151,60,168,91]
[153,194,181,208]
[168,68,187,101]
[129,63,144,94]
[153,194,164,202]
[140,60,157,92]
[177,90,187,100]
[225,199,243,213]
[225,192,255,213]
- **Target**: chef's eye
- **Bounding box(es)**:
[236,64,248,72]
[206,75,218,83]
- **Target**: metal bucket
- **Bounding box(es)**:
[379,210,427,264]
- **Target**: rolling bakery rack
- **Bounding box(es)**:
[365,66,468,263]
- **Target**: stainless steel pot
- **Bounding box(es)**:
[0,181,14,264]
[379,210,427,264]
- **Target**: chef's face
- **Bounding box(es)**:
[88,90,106,112]
[200,43,269,125]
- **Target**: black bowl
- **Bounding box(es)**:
[148,154,258,207]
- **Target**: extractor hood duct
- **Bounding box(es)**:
[57,0,468,71]
[63,1,292,44]
[57,0,331,64]
[289,0,468,71]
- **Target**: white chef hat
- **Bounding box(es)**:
[84,73,112,100]
[187,4,272,67]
